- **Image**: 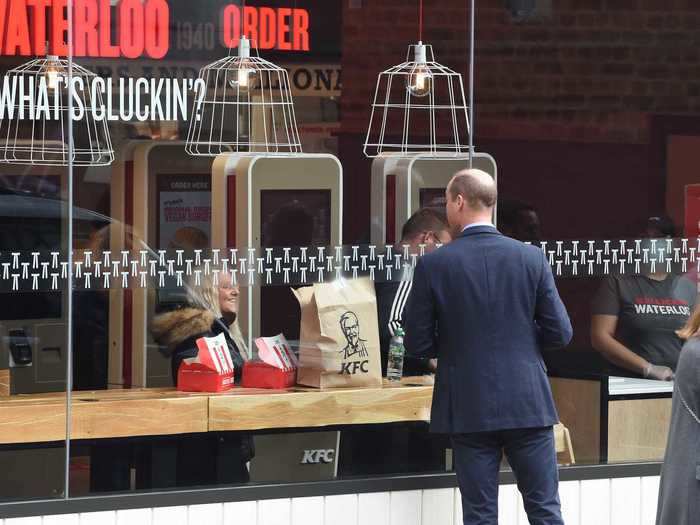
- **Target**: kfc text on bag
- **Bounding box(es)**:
[177,333,236,392]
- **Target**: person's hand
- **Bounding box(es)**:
[643,364,675,381]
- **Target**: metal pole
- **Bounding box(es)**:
[468,0,475,168]
[64,0,74,500]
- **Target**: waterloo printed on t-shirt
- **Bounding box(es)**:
[633,297,692,316]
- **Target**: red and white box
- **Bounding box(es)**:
[241,334,298,389]
[177,333,236,392]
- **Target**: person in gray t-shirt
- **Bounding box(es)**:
[591,273,696,379]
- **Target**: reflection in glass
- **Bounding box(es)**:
[0,162,69,502]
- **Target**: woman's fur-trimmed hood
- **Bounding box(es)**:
[151,307,217,351]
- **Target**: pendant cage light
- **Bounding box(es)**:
[363,42,471,158]
[185,36,303,156]
[0,55,114,166]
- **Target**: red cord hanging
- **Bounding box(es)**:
[419,0,423,41]
[242,0,246,40]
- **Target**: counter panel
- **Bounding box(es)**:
[209,383,433,431]
[550,377,602,464]
[607,399,672,462]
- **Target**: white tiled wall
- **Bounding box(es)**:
[1,477,661,525]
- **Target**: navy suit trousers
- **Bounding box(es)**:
[451,426,564,525]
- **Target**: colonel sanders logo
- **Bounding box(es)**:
[339,311,368,360]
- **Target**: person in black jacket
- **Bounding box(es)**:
[375,208,452,375]
[150,271,253,487]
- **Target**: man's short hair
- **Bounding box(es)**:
[449,169,497,209]
[401,208,449,241]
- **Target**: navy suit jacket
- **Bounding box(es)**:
[404,225,573,434]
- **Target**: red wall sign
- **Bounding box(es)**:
[221,5,309,51]
[0,0,310,59]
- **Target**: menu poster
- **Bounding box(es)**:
[157,174,212,251]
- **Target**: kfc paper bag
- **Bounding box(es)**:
[292,277,382,389]
[177,333,235,392]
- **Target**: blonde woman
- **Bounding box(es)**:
[151,270,253,486]
[152,270,249,384]
[656,305,700,524]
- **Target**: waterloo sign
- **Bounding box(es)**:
[0,0,311,59]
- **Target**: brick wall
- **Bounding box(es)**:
[337,0,698,244]
[341,0,700,145]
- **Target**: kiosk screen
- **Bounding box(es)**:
[260,189,331,340]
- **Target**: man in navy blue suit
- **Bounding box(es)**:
[404,169,572,524]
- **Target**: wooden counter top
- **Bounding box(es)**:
[209,379,433,431]
[0,377,434,445]
[0,388,210,444]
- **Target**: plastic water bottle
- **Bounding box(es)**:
[386,327,405,382]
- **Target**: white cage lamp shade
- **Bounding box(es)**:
[185,36,303,156]
[0,55,114,166]
[363,42,471,158]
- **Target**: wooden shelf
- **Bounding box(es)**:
[0,378,434,444]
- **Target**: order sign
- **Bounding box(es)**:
[0,0,323,59]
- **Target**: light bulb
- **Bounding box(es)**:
[45,56,62,90]
[407,65,432,98]
[228,36,257,95]
[406,42,433,98]
[229,66,256,94]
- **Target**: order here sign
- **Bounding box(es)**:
[0,0,310,59]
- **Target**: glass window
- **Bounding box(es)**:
[0,0,695,503]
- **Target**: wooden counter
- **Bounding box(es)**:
[550,375,672,463]
[0,377,434,445]
[209,380,433,431]
[549,377,601,463]
[0,388,210,444]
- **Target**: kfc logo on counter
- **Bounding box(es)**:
[301,449,335,465]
